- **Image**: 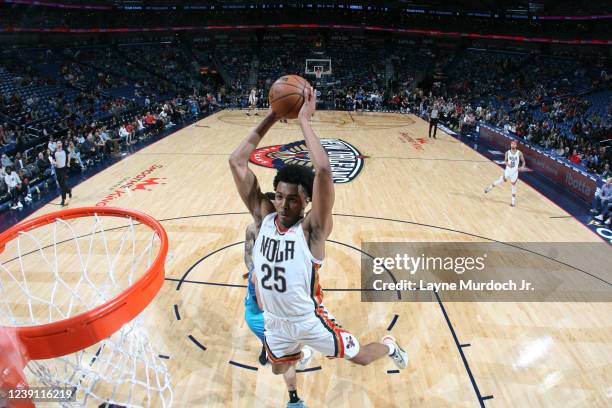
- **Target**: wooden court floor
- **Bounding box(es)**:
[7,110,612,407]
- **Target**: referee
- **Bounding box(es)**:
[54,140,72,206]
[428,103,439,139]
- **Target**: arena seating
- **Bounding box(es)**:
[0,37,610,212]
[0,42,227,211]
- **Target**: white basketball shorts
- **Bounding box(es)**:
[263,305,360,363]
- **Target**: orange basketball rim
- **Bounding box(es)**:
[0,207,168,407]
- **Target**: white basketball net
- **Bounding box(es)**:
[0,213,172,407]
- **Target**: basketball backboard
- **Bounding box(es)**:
[305,59,332,76]
[305,59,332,87]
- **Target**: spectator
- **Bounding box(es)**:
[136,117,145,133]
[1,153,13,168]
[563,146,571,158]
[48,136,57,153]
[601,163,612,180]
[586,150,599,172]
[599,200,612,225]
[94,133,106,154]
[592,178,612,220]
[68,141,85,171]
[98,128,115,154]
[125,122,136,142]
[568,149,582,165]
[4,166,28,209]
[144,112,156,128]
[119,124,131,145]
[36,151,51,176]
[82,134,98,165]
[17,167,31,202]
[14,152,26,171]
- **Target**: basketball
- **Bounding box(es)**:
[269,75,309,119]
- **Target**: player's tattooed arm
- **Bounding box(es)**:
[243,222,259,270]
[520,151,526,170]
[229,113,278,221]
[505,151,510,167]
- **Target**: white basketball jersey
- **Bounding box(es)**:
[253,213,323,319]
[507,149,520,169]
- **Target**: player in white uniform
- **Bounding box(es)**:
[230,86,407,408]
[247,87,258,116]
[484,140,526,206]
[243,197,313,408]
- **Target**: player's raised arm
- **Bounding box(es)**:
[299,86,334,239]
[229,110,278,220]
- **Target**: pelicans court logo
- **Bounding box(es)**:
[249,139,366,183]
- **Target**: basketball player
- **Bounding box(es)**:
[247,87,258,116]
[229,86,407,407]
[484,140,526,206]
[243,200,313,408]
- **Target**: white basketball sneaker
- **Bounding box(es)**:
[296,346,312,371]
[382,335,408,369]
